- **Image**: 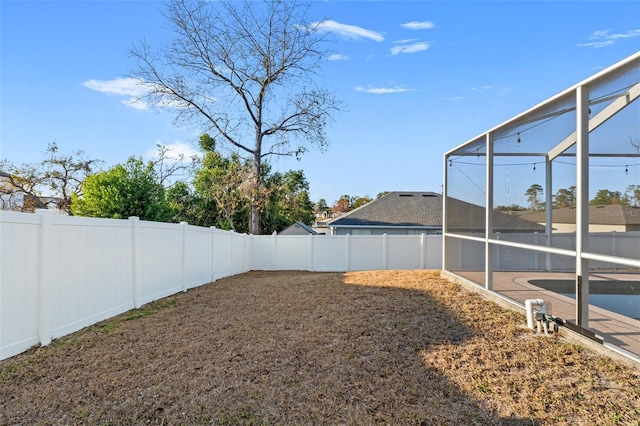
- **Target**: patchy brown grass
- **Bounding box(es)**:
[1,270,638,425]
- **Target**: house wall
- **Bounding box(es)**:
[534,222,628,233]
[331,227,441,236]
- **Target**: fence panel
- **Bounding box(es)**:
[137,221,184,305]
[232,233,250,275]
[0,212,40,359]
[47,215,134,339]
[425,235,443,269]
[312,236,347,271]
[387,235,421,269]
[274,236,310,270]
[212,228,233,280]
[184,225,214,289]
[349,236,384,271]
[251,236,275,270]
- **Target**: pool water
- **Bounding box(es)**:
[528,279,640,320]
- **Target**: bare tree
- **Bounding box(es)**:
[0,143,101,214]
[150,143,199,187]
[129,0,340,234]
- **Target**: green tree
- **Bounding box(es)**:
[352,195,372,209]
[130,0,341,234]
[315,198,329,216]
[525,184,544,211]
[553,186,576,208]
[263,170,315,233]
[624,184,640,207]
[494,204,527,212]
[590,189,624,206]
[193,135,253,232]
[165,181,219,226]
[71,158,172,221]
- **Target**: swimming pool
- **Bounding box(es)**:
[528,279,640,320]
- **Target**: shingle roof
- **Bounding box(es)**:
[327,192,543,232]
[328,192,442,227]
[520,204,640,225]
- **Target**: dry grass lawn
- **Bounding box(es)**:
[1,270,638,425]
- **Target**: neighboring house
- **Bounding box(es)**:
[326,191,543,236]
[0,191,62,213]
[520,204,640,232]
[312,219,330,235]
[278,221,318,236]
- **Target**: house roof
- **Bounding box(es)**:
[279,221,318,235]
[520,204,640,225]
[327,191,543,232]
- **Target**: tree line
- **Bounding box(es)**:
[495,184,640,212]
[1,138,318,235]
[0,139,383,234]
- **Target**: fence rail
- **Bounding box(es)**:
[1,211,442,360]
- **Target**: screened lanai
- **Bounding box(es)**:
[442,51,640,363]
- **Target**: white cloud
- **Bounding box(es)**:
[355,86,415,95]
[145,141,202,160]
[578,28,640,47]
[447,96,464,101]
[83,77,151,110]
[310,20,384,42]
[401,21,435,30]
[328,53,349,61]
[577,41,614,48]
[83,77,143,96]
[470,85,512,96]
[84,77,193,110]
[390,41,430,55]
[394,38,418,44]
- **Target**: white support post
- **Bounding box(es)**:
[36,209,54,346]
[272,231,277,270]
[382,234,388,270]
[229,230,234,275]
[180,222,188,292]
[129,217,142,309]
[576,85,590,326]
[345,234,351,271]
[485,132,494,291]
[308,234,314,272]
[545,157,553,271]
[420,233,426,269]
[442,155,449,271]
[210,227,216,282]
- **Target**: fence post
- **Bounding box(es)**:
[420,234,426,269]
[382,234,388,270]
[36,209,54,346]
[308,234,314,272]
[229,230,234,275]
[181,222,188,292]
[210,226,217,282]
[272,231,277,270]
[345,234,350,271]
[129,217,142,309]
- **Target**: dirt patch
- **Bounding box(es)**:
[1,270,638,425]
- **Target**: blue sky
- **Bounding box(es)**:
[2,1,639,206]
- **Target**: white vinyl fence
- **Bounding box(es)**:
[1,211,442,360]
